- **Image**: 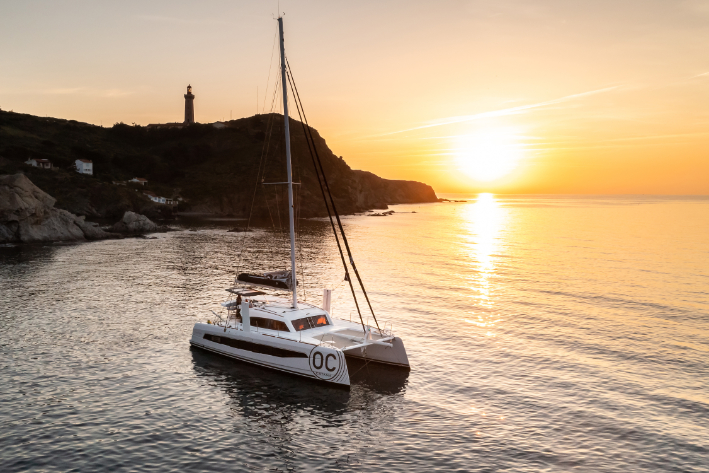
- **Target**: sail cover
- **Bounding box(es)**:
[236,271,296,290]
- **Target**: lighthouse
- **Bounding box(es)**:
[184,85,195,124]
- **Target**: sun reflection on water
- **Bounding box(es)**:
[463,193,507,333]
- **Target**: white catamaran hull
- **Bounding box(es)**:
[190,323,351,386]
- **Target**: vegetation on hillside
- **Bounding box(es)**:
[0,110,438,220]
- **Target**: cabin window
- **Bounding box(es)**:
[251,317,290,332]
[292,314,330,331]
[202,333,306,358]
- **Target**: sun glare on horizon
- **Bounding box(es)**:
[454,129,524,182]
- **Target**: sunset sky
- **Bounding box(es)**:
[2,1,708,194]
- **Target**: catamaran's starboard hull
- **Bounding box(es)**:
[190,323,351,387]
[343,336,410,369]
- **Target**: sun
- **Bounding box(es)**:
[454,128,523,182]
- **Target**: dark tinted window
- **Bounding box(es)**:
[292,314,329,331]
[251,317,289,332]
[202,333,306,358]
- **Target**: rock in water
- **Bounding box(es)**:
[0,173,117,243]
[109,211,167,234]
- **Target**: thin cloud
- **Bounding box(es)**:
[36,87,134,97]
[602,131,709,142]
[531,132,709,149]
[417,133,539,141]
[377,86,620,136]
[135,15,231,26]
[41,87,86,95]
[102,89,133,97]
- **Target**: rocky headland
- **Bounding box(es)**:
[0,110,439,221]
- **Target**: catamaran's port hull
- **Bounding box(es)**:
[190,323,351,387]
[189,343,352,389]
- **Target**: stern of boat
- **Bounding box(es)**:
[315,324,410,370]
[342,336,410,369]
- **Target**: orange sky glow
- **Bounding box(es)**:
[2,1,708,194]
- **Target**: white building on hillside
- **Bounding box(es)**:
[143,191,176,205]
[129,177,148,185]
[25,158,53,169]
[75,159,93,175]
[143,191,169,204]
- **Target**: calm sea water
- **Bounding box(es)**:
[1,195,708,472]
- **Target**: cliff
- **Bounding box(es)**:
[0,110,438,219]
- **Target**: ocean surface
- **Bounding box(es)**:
[1,194,708,472]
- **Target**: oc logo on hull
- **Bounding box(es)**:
[309,347,343,380]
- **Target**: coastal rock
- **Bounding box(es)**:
[367,210,395,217]
[109,211,170,234]
[0,173,119,243]
[74,216,116,240]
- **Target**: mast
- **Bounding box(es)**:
[278,17,298,309]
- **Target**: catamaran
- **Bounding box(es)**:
[190,17,410,387]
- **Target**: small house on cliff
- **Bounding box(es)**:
[75,159,93,175]
[142,191,176,205]
[130,178,148,185]
[25,158,53,169]
[143,191,162,203]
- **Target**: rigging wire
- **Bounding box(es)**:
[286,58,381,332]
[261,115,280,266]
[233,25,300,297]
[285,63,370,334]
[289,95,307,302]
[261,31,278,114]
[295,183,307,301]
[234,64,282,280]
[256,69,287,271]
[235,37,373,318]
[234,112,273,282]
[274,184,283,233]
[263,184,277,230]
